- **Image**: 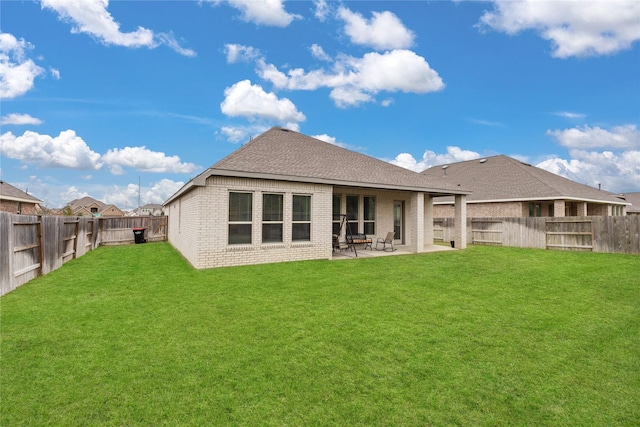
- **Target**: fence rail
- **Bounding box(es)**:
[435,216,640,254]
[1,213,167,296]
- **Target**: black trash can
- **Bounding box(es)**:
[133,227,147,244]
[450,240,455,248]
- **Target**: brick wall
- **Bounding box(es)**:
[168,177,334,269]
[434,201,523,218]
[0,201,39,215]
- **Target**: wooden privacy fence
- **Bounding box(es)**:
[435,216,640,254]
[1,212,167,296]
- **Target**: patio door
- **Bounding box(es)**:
[393,201,404,244]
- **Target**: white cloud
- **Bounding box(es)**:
[143,178,185,205]
[547,124,640,150]
[258,49,444,108]
[554,111,586,119]
[390,146,481,172]
[102,146,200,174]
[479,0,640,58]
[310,44,331,61]
[313,0,330,22]
[219,124,271,143]
[225,43,262,63]
[312,133,336,144]
[220,79,306,123]
[469,118,503,127]
[0,129,198,175]
[337,7,415,50]
[0,33,45,99]
[208,0,300,27]
[1,113,43,125]
[60,186,91,203]
[0,130,103,169]
[380,98,394,107]
[537,149,640,192]
[41,0,195,56]
[50,67,61,79]
[102,178,184,208]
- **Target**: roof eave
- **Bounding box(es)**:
[434,195,630,206]
[0,195,43,204]
[163,168,471,205]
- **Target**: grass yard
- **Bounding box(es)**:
[1,243,639,426]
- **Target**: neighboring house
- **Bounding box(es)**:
[0,180,43,214]
[66,196,124,217]
[133,204,163,216]
[163,127,471,269]
[621,193,640,215]
[421,155,629,218]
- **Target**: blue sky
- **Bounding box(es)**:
[1,0,639,210]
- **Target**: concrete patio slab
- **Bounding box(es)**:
[332,243,456,260]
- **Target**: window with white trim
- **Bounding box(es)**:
[346,194,359,234]
[332,194,341,235]
[292,195,311,241]
[363,196,375,235]
[262,193,283,243]
[229,192,252,244]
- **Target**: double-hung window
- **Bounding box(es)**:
[262,193,283,243]
[292,195,311,241]
[363,196,375,235]
[229,192,252,244]
[346,195,359,234]
[332,194,341,235]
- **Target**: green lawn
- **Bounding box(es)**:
[1,243,639,426]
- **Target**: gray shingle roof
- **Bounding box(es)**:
[622,192,640,212]
[165,127,470,204]
[0,180,43,204]
[421,155,627,205]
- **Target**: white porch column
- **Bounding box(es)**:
[410,192,425,253]
[424,194,434,246]
[454,194,467,249]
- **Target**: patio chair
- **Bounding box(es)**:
[376,231,396,252]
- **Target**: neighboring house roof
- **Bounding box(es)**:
[131,204,163,216]
[621,192,640,213]
[140,203,162,210]
[68,196,107,211]
[421,155,628,206]
[67,196,123,216]
[0,180,43,204]
[165,127,470,205]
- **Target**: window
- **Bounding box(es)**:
[262,193,283,243]
[293,195,311,241]
[529,202,541,217]
[346,195,359,234]
[565,202,578,216]
[332,194,341,235]
[363,196,375,235]
[229,192,252,244]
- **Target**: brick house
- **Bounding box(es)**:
[163,127,471,269]
[66,196,124,217]
[0,180,42,214]
[421,155,629,218]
